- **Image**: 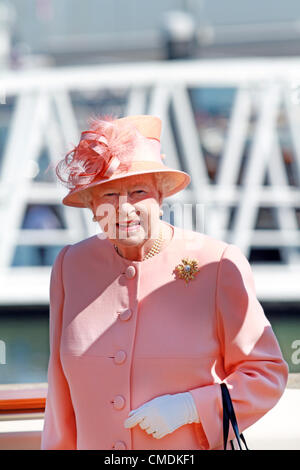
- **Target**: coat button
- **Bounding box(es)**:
[119,308,132,321]
[113,395,125,410]
[114,440,127,450]
[125,266,136,279]
[114,350,127,364]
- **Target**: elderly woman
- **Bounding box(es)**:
[41,114,288,450]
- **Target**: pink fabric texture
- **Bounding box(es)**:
[41,223,288,450]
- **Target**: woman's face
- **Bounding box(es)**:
[90,174,163,247]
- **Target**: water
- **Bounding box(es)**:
[0,304,299,384]
[264,304,300,374]
[0,307,49,384]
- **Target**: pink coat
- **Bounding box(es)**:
[41,223,288,450]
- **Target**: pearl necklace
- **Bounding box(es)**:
[114,226,163,261]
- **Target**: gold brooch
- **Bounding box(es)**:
[174,257,200,284]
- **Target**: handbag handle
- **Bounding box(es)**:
[220,383,249,450]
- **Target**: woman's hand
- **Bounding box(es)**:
[123,392,200,439]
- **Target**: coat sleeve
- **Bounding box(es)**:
[41,245,77,450]
[189,243,289,450]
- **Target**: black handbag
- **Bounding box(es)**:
[221,383,249,450]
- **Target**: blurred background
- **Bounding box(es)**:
[0,0,299,449]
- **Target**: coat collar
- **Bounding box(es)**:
[104,221,177,266]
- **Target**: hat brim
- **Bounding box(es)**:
[62,166,191,208]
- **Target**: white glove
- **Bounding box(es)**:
[123,392,200,439]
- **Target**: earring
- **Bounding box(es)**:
[159,209,163,217]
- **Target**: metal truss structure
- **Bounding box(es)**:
[0,58,299,304]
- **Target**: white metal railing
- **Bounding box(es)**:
[1,381,300,450]
[0,58,299,303]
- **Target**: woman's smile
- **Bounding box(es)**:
[116,221,141,233]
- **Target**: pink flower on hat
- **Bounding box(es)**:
[56,115,139,189]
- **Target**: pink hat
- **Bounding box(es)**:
[56,114,191,208]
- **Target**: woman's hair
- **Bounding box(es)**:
[78,189,94,210]
[152,172,172,198]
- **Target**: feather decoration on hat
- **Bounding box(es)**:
[56,114,139,189]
